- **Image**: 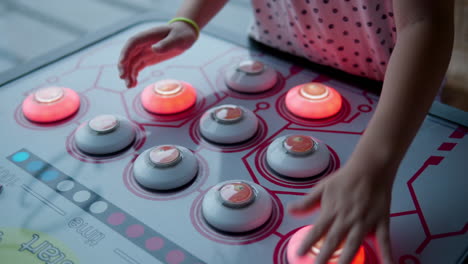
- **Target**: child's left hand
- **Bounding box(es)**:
[288,159,395,264]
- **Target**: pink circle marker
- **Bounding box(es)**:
[126,224,145,238]
[166,250,185,264]
[145,237,164,251]
[88,114,119,133]
[149,145,181,167]
[141,80,197,115]
[237,60,264,75]
[107,212,126,226]
[285,82,342,119]
[22,87,80,123]
[287,225,366,264]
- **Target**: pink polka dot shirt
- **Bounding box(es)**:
[249,0,397,81]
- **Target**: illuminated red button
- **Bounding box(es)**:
[153,80,183,96]
[287,225,365,264]
[213,105,243,124]
[310,237,344,261]
[34,86,64,103]
[88,114,119,133]
[300,83,329,100]
[237,60,264,75]
[219,182,255,208]
[149,145,181,167]
[283,135,316,155]
[285,82,342,119]
[141,79,197,115]
[22,86,80,123]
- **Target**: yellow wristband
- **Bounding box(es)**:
[168,17,200,37]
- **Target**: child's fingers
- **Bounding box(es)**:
[121,48,147,84]
[119,26,171,69]
[288,184,324,216]
[129,58,153,88]
[297,212,333,256]
[314,220,350,264]
[337,224,365,264]
[376,220,393,264]
[128,62,143,88]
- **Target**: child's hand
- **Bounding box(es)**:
[288,160,395,264]
[118,21,198,88]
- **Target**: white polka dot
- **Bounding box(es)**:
[73,190,91,203]
[56,180,75,192]
[89,201,108,214]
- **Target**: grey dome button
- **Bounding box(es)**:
[266,135,331,178]
[133,145,198,191]
[199,104,259,144]
[225,59,278,93]
[75,115,136,155]
[202,180,273,233]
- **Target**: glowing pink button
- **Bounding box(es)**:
[219,182,255,208]
[126,224,145,238]
[287,225,366,264]
[285,82,342,119]
[153,80,183,96]
[300,83,329,100]
[310,237,344,261]
[149,145,181,167]
[88,114,119,133]
[237,60,265,75]
[141,79,197,115]
[34,86,64,103]
[22,86,80,123]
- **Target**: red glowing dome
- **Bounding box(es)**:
[285,83,342,119]
[22,86,80,123]
[140,79,197,115]
[287,225,366,264]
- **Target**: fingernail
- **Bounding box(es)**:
[152,44,162,52]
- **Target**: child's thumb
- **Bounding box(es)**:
[152,33,181,53]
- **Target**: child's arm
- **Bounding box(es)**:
[119,0,228,88]
[288,0,454,263]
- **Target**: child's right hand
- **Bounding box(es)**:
[118,21,198,88]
